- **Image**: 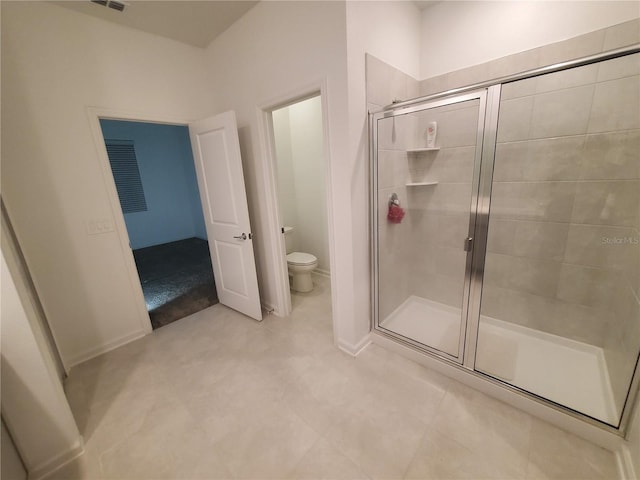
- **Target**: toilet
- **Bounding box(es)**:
[283,227,318,293]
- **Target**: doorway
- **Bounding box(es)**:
[99,119,218,329]
[269,94,332,314]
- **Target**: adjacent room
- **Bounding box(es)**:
[100,119,217,329]
[272,94,332,310]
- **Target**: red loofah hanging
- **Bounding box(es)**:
[388,204,405,223]
[387,193,405,224]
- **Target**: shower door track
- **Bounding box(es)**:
[369,42,640,438]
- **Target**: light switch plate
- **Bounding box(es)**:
[86,218,114,235]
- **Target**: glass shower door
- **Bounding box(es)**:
[476,53,640,427]
[373,92,485,361]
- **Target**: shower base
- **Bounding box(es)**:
[380,295,618,425]
[381,296,461,356]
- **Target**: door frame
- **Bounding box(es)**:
[86,107,199,333]
[256,79,336,320]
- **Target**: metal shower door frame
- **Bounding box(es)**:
[370,89,491,365]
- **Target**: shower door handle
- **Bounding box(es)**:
[464,237,473,252]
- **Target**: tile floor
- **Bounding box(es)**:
[54,275,619,480]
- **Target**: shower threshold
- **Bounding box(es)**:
[380,295,618,425]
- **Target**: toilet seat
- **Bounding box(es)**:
[286,252,317,266]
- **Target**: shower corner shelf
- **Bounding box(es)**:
[407,147,440,153]
[406,181,438,187]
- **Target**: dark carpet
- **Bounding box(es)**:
[132,237,218,330]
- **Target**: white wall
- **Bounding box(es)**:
[274,97,330,274]
[1,248,82,478]
[1,0,367,361]
[1,0,421,364]
[1,2,212,366]
[421,1,640,78]
[348,1,422,81]
[202,1,360,346]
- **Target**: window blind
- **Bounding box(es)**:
[105,139,148,214]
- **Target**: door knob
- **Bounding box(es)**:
[234,233,247,241]
[464,237,473,252]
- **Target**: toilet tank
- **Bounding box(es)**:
[283,226,294,254]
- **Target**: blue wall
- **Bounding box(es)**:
[100,120,207,249]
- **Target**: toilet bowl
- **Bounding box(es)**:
[286,251,318,293]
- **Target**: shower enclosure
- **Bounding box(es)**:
[371,47,640,433]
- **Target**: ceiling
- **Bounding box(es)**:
[53,1,259,48]
[54,1,439,49]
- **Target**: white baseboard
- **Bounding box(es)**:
[66,329,149,368]
[261,302,276,317]
[616,444,637,480]
[338,334,371,357]
[30,438,84,480]
[312,269,330,278]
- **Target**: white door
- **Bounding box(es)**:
[189,111,262,321]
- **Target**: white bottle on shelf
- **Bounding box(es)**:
[426,121,437,148]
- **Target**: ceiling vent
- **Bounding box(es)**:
[90,0,126,12]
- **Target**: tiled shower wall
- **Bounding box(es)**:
[483,54,640,414]
[407,102,478,309]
